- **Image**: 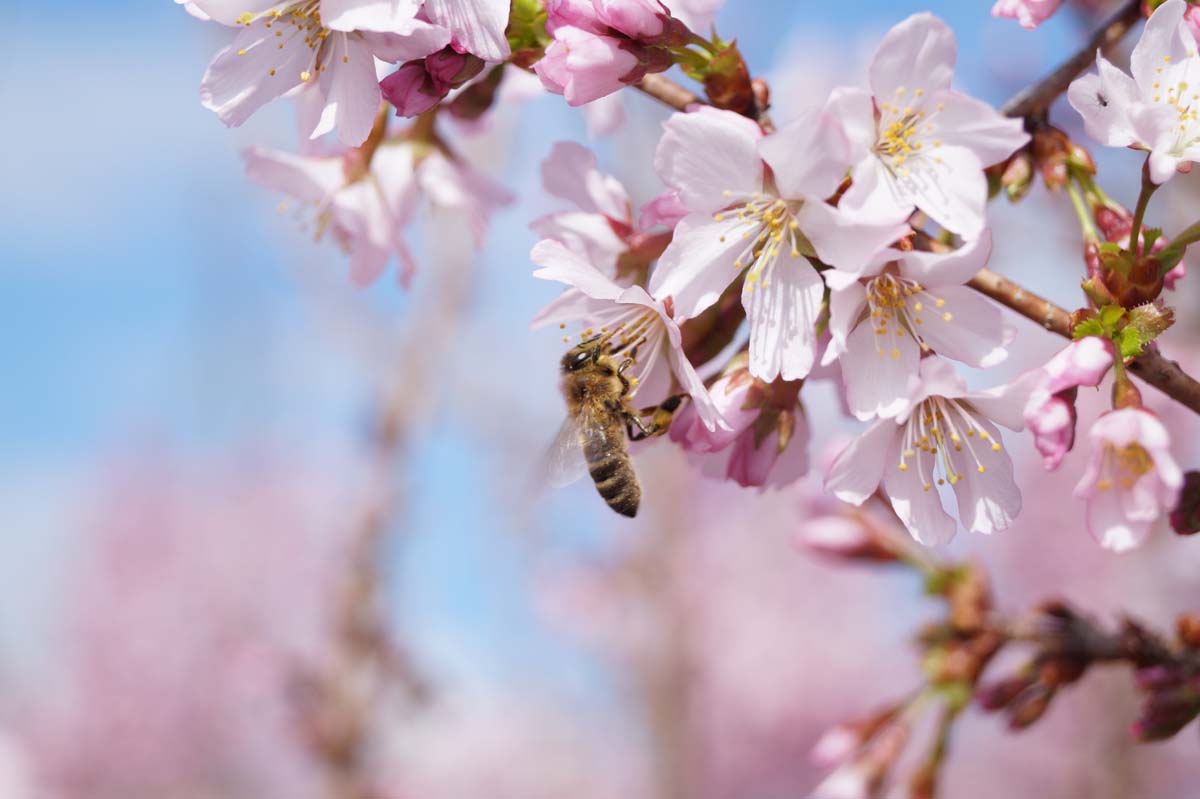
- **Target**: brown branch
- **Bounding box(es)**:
[635,73,702,112]
[1000,0,1143,119]
[969,268,1200,414]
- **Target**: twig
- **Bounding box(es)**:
[1000,0,1143,119]
[969,267,1200,414]
[635,73,702,112]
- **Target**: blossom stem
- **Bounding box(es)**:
[1066,177,1100,242]
[1129,157,1157,256]
[999,0,1143,119]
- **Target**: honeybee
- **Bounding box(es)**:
[548,331,681,518]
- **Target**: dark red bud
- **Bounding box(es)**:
[1170,471,1200,536]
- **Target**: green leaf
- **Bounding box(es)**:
[1072,318,1105,340]
[1115,327,1147,359]
[1099,304,1126,329]
[1141,227,1163,252]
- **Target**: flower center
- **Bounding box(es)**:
[897,397,1002,491]
[874,87,945,178]
[1096,442,1155,492]
[235,3,339,82]
[712,193,809,293]
[863,272,953,359]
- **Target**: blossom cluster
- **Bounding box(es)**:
[173,0,1198,555]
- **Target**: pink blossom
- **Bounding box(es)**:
[1068,0,1200,184]
[531,141,636,272]
[531,239,727,431]
[1023,337,1115,471]
[191,1,453,147]
[648,105,908,381]
[991,0,1064,30]
[661,0,721,32]
[244,139,509,286]
[1074,407,1183,552]
[380,46,486,116]
[670,363,810,489]
[534,26,643,105]
[834,14,1029,237]
[825,358,1028,546]
[823,231,1012,420]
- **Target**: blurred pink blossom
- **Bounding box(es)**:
[991,0,1064,30]
[1024,337,1115,471]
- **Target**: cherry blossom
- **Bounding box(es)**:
[823,231,1012,420]
[1068,0,1200,184]
[245,139,510,286]
[531,239,726,431]
[1024,337,1116,471]
[831,13,1028,237]
[1074,407,1183,552]
[648,105,908,381]
[190,1,509,145]
[380,46,486,116]
[825,358,1027,546]
[669,358,810,488]
[531,141,638,272]
[991,0,1064,30]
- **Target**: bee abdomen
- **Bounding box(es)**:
[589,453,640,518]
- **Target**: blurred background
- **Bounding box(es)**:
[3,0,1200,797]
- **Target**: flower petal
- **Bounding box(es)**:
[823,282,867,366]
[308,34,384,146]
[929,91,1030,167]
[898,228,991,286]
[541,141,630,220]
[949,418,1021,535]
[883,447,958,546]
[743,250,825,381]
[893,144,988,238]
[868,12,956,100]
[531,239,623,300]
[840,317,919,420]
[1130,0,1191,91]
[825,418,899,505]
[200,19,312,128]
[912,285,1010,368]
[242,145,346,203]
[1066,57,1140,148]
[654,107,765,214]
[759,102,850,201]
[650,213,748,320]
[423,0,511,60]
[799,199,909,273]
[1084,484,1153,552]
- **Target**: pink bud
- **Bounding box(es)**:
[1024,337,1115,471]
[533,27,642,106]
[593,0,667,39]
[380,62,442,117]
[991,0,1064,30]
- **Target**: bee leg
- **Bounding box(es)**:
[616,357,636,398]
[626,412,656,441]
[628,394,684,440]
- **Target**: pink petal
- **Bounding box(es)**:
[540,141,630,220]
[799,199,909,274]
[883,450,958,546]
[650,213,748,320]
[912,285,1010,368]
[840,318,919,420]
[308,33,384,146]
[822,282,867,366]
[868,12,956,100]
[321,0,424,32]
[531,239,624,301]
[200,19,312,128]
[825,418,898,506]
[654,107,765,214]
[929,91,1029,168]
[758,103,850,201]
[743,250,825,381]
[1066,57,1139,149]
[897,228,992,286]
[949,418,1021,535]
[242,146,345,203]
[1130,0,1191,91]
[424,0,511,60]
[1084,486,1153,552]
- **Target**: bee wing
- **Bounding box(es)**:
[545,415,590,488]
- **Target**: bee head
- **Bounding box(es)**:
[562,345,597,372]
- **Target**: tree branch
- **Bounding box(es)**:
[635,73,702,112]
[1000,0,1143,119]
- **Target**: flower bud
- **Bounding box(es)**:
[1007,682,1055,730]
[1031,126,1070,190]
[1132,673,1200,741]
[797,515,900,563]
[1170,471,1200,535]
[701,43,756,116]
[1000,151,1034,202]
[1177,613,1200,648]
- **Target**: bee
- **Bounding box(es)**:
[547,330,681,518]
